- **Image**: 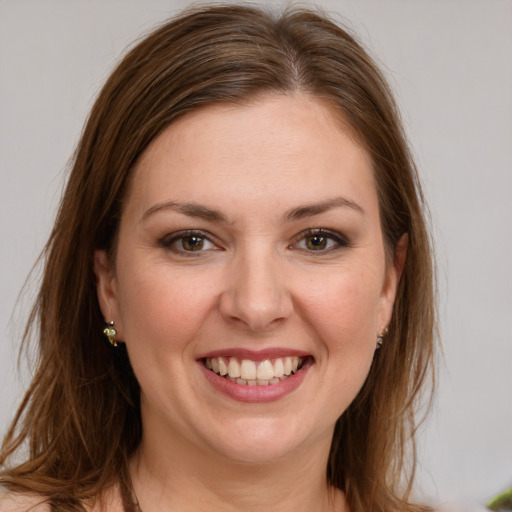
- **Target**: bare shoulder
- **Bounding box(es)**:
[435,500,489,512]
[0,493,49,512]
[0,488,123,512]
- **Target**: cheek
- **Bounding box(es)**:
[115,266,223,412]
[299,265,383,346]
[115,264,219,351]
[298,267,382,416]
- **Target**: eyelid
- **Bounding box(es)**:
[290,228,350,252]
[159,229,220,253]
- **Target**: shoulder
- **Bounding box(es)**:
[0,493,49,512]
[435,500,489,512]
[0,484,124,512]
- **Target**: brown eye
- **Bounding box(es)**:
[305,234,328,250]
[292,229,348,253]
[181,235,205,251]
[160,231,217,254]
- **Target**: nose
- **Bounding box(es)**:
[219,248,293,331]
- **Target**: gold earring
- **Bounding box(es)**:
[376,326,389,349]
[103,321,117,347]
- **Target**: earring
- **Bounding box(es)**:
[103,321,117,347]
[376,326,389,350]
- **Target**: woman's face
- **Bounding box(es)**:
[95,94,402,465]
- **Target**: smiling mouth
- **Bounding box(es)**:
[204,356,308,386]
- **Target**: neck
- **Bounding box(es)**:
[129,420,347,512]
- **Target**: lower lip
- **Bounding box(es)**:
[199,361,311,403]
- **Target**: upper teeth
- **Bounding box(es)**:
[205,356,303,384]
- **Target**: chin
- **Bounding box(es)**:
[204,416,320,466]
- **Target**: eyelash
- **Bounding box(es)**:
[159,228,349,255]
[291,229,350,253]
[159,230,218,255]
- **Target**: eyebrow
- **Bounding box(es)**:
[141,196,364,223]
[283,197,364,221]
[141,201,229,223]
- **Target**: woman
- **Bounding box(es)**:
[0,4,436,512]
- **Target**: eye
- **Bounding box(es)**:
[292,229,348,253]
[160,230,217,254]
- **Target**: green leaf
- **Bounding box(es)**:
[488,488,512,511]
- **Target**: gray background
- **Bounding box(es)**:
[1,0,511,507]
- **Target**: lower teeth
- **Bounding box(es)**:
[216,368,300,386]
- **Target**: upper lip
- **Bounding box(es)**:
[197,347,311,362]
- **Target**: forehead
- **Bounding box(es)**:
[126,93,377,220]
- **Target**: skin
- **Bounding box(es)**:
[94,93,405,512]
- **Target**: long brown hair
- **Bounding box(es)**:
[1,4,436,511]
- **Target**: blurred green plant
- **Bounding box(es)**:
[488,488,512,511]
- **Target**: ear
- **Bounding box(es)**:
[93,249,124,342]
[378,233,408,330]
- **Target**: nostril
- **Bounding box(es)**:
[218,262,293,330]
